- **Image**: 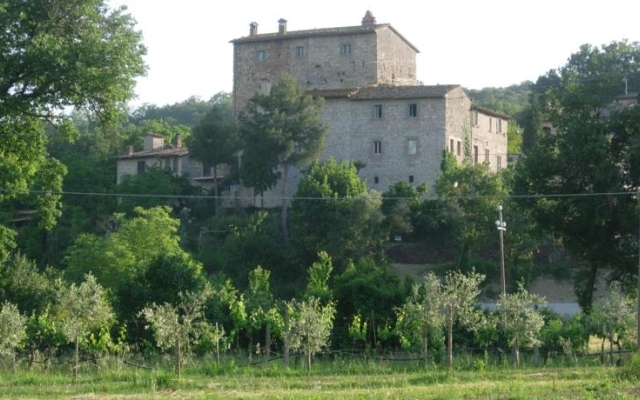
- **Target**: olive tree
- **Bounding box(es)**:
[54,274,114,381]
[283,297,336,372]
[140,284,213,379]
[496,283,546,366]
[0,302,27,372]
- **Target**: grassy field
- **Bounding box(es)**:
[2,355,640,399]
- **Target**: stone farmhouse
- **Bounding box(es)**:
[230,11,508,205]
[116,11,508,206]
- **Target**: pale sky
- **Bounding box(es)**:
[109,0,640,108]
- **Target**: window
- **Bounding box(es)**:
[374,140,382,154]
[485,149,490,163]
[257,50,266,61]
[408,139,417,155]
[450,139,454,153]
[457,141,461,156]
[295,46,304,57]
[137,160,146,174]
[409,103,417,117]
[473,145,478,164]
[341,44,351,55]
[373,104,383,119]
[489,117,493,131]
[497,155,502,170]
[409,175,414,183]
[472,111,479,126]
[374,176,379,184]
[497,119,502,133]
[203,164,212,177]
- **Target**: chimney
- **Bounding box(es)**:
[127,145,134,155]
[250,22,258,37]
[278,18,287,35]
[362,10,376,29]
[175,134,182,148]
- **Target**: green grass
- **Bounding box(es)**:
[1,357,640,399]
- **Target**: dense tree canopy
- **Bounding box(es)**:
[0,0,146,255]
[515,40,640,309]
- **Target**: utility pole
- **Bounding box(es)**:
[496,205,507,296]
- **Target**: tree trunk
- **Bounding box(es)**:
[307,342,311,375]
[265,323,271,362]
[512,337,520,367]
[283,310,290,367]
[578,262,598,312]
[447,308,453,371]
[175,338,181,379]
[73,336,79,382]
[281,163,289,241]
[423,328,429,368]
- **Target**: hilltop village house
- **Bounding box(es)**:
[116,11,508,206]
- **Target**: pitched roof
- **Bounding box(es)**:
[348,85,461,100]
[471,105,511,120]
[231,24,419,53]
[116,147,188,160]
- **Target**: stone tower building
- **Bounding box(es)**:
[230,11,508,206]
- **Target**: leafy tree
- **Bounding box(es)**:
[131,94,228,128]
[54,274,114,381]
[440,270,485,371]
[24,310,66,371]
[304,251,334,303]
[116,166,201,215]
[283,297,336,372]
[141,284,213,379]
[381,182,428,239]
[0,252,58,315]
[290,158,385,270]
[592,282,636,364]
[0,302,27,372]
[239,73,327,238]
[496,282,546,366]
[436,151,508,272]
[0,0,146,254]
[514,40,640,309]
[187,95,240,210]
[64,206,183,291]
[395,273,444,367]
[244,266,282,361]
[333,258,404,348]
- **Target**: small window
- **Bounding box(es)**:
[257,50,266,61]
[473,146,478,164]
[203,164,212,177]
[409,175,414,183]
[457,141,461,156]
[373,105,383,119]
[374,140,382,154]
[472,111,479,126]
[497,119,502,133]
[341,44,351,55]
[137,160,146,174]
[408,139,417,155]
[295,46,304,57]
[450,139,454,153]
[497,155,502,170]
[409,103,417,117]
[489,117,493,132]
[374,176,379,184]
[484,149,490,163]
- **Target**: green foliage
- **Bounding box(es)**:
[24,310,66,370]
[0,253,58,315]
[514,40,640,309]
[290,158,385,270]
[333,258,404,348]
[0,302,27,369]
[591,282,636,351]
[382,182,428,239]
[239,73,327,237]
[140,284,213,377]
[64,206,183,290]
[496,282,546,366]
[116,167,201,215]
[0,0,146,243]
[283,297,336,371]
[304,251,334,303]
[131,94,229,128]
